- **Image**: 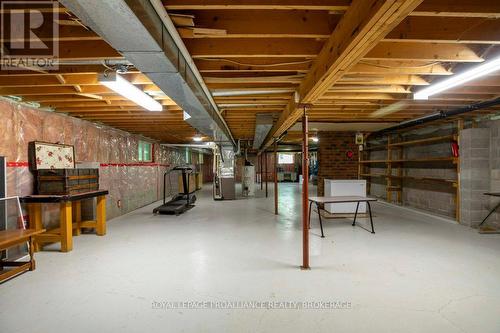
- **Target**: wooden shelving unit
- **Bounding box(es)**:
[359,122,462,220]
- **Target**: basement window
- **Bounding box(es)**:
[138,141,153,162]
[278,153,294,165]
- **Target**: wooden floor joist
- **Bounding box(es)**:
[260,0,425,151]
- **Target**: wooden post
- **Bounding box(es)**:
[96,195,107,236]
[28,203,42,252]
[265,152,268,198]
[301,110,310,270]
[274,140,278,215]
[28,236,35,271]
[60,201,73,252]
[72,201,82,236]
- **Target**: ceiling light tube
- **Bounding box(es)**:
[414,57,500,100]
[99,73,163,111]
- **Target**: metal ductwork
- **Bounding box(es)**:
[376,97,500,134]
[60,0,235,147]
[253,114,274,149]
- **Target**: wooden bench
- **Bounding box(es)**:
[0,229,45,283]
[20,190,109,252]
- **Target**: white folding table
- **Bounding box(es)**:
[308,196,378,237]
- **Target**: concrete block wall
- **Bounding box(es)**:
[459,128,491,227]
[483,120,500,228]
[367,126,457,218]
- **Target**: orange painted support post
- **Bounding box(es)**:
[274,140,278,215]
[260,153,263,190]
[301,111,310,270]
[265,152,268,198]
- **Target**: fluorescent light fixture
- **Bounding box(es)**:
[99,73,163,111]
[193,135,203,142]
[183,111,192,121]
[311,137,319,143]
[414,57,500,100]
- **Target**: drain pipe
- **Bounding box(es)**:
[377,97,500,134]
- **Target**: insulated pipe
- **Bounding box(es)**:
[377,97,500,134]
[301,111,310,270]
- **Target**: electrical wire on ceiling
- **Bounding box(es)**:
[358,60,442,69]
[197,57,314,68]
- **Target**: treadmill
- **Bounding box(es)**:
[153,166,196,215]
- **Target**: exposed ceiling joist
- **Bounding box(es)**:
[260,0,425,151]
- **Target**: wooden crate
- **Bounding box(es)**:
[36,169,99,195]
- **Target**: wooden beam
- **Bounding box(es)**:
[364,42,483,62]
[180,10,338,39]
[185,38,323,58]
[338,74,429,85]
[0,73,152,87]
[411,0,500,18]
[164,0,351,11]
[5,40,122,60]
[260,0,424,151]
[386,17,500,44]
[350,61,452,75]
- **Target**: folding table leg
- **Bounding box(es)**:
[479,201,500,227]
[352,202,360,227]
[367,201,375,234]
[317,202,324,238]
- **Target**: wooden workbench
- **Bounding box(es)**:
[20,190,109,252]
[0,229,45,283]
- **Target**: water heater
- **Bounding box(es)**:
[242,164,255,197]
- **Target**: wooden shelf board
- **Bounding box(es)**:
[360,157,456,164]
[388,134,456,148]
[360,173,457,184]
[364,144,387,151]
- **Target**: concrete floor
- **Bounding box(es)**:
[1,184,500,333]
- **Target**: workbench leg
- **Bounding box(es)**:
[60,202,73,252]
[28,203,43,252]
[96,196,107,236]
[317,202,324,238]
[352,202,360,226]
[72,201,82,236]
[29,236,35,271]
